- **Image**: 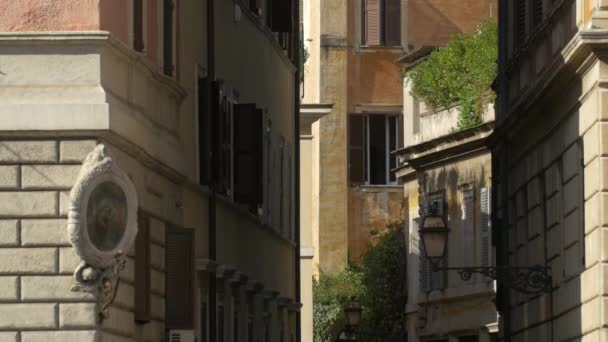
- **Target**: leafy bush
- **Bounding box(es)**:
[406,20,498,130]
[313,266,365,342]
[313,222,407,341]
[358,223,408,341]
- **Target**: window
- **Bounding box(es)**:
[233,292,239,342]
[133,0,144,52]
[163,0,175,76]
[198,76,211,185]
[166,227,195,329]
[199,289,209,342]
[513,0,526,49]
[348,113,401,185]
[532,0,543,28]
[247,294,255,342]
[218,290,225,342]
[362,0,401,46]
[461,187,475,266]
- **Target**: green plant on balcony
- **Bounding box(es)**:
[406,20,498,131]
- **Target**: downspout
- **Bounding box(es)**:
[207,0,217,340]
[294,0,302,339]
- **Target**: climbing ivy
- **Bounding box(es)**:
[406,20,498,130]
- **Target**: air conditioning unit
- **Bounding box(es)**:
[169,330,195,342]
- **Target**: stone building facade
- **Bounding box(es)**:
[493,0,608,340]
[393,1,498,341]
[0,0,300,341]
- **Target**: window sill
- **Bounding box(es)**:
[358,45,404,53]
[351,184,403,191]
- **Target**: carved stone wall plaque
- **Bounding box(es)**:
[67,144,138,321]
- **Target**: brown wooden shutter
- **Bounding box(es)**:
[166,227,195,329]
[163,0,174,76]
[348,114,366,184]
[384,0,400,46]
[365,0,381,46]
[135,211,151,323]
[134,0,144,52]
[198,77,211,185]
[233,104,263,211]
[270,0,293,32]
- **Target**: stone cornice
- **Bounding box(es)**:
[0,31,187,103]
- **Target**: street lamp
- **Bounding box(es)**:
[336,298,362,341]
[419,204,552,294]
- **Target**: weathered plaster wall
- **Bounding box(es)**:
[0,0,100,31]
[406,0,496,50]
[346,49,403,108]
[347,187,405,262]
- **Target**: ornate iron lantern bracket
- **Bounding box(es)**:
[431,263,552,294]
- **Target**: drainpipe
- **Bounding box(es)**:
[207,0,217,340]
[294,0,302,340]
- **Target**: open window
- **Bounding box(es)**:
[348,113,402,185]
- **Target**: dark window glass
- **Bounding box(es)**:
[369,115,387,185]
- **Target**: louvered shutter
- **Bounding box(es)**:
[198,78,211,185]
[211,81,222,187]
[219,97,231,195]
[163,0,174,76]
[514,0,526,49]
[532,0,543,28]
[234,104,263,211]
[419,247,430,292]
[135,211,151,323]
[166,227,195,329]
[270,0,293,32]
[384,0,401,46]
[365,0,381,45]
[348,114,366,184]
[480,188,492,273]
[462,189,475,266]
[134,0,144,52]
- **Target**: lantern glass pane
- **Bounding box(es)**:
[422,230,447,258]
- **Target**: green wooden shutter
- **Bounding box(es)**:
[166,227,195,329]
[233,104,263,211]
[481,187,492,282]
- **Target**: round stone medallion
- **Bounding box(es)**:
[86,181,128,252]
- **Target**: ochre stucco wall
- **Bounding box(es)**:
[0,0,99,31]
[407,0,496,49]
[347,187,405,262]
[347,49,404,108]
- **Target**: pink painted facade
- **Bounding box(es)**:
[0,0,164,69]
[99,0,129,45]
[0,0,100,31]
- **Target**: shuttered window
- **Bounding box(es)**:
[480,188,492,274]
[363,0,400,46]
[462,189,475,266]
[348,115,366,184]
[233,104,263,211]
[133,0,144,52]
[514,0,526,49]
[364,0,381,46]
[211,81,223,188]
[384,0,400,46]
[429,192,446,290]
[270,0,293,33]
[163,0,175,76]
[166,227,195,329]
[135,211,151,323]
[198,77,211,185]
[532,0,543,28]
[219,97,232,195]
